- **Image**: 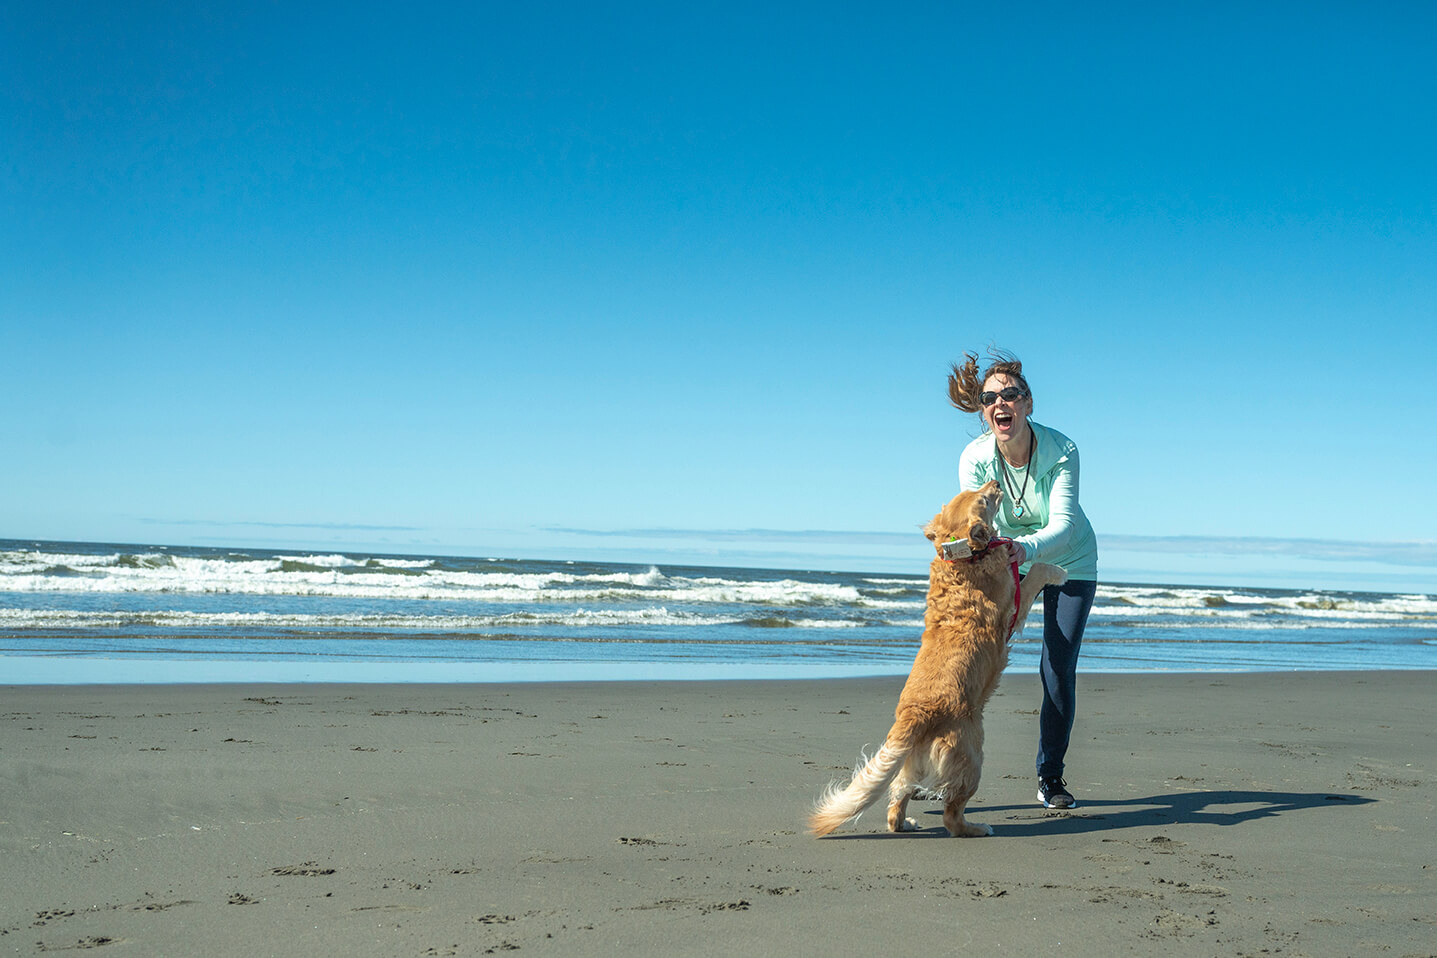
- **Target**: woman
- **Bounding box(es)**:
[949,349,1098,809]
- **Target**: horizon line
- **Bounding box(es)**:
[5,527,1435,569]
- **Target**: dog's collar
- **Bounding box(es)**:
[941,535,1013,564]
[941,536,1023,635]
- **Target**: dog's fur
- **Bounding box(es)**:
[808,481,1067,837]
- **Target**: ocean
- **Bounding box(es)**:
[1,539,1433,684]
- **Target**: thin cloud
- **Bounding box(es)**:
[138,518,425,533]
[542,526,918,546]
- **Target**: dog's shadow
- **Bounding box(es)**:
[827,789,1376,839]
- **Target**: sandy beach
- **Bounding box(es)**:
[2,671,1433,957]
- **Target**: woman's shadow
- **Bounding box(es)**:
[830,788,1375,838]
[947,788,1374,835]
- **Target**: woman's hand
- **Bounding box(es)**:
[1006,541,1027,566]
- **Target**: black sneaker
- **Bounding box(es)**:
[1037,777,1076,809]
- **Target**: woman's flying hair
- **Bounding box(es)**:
[947,347,1031,414]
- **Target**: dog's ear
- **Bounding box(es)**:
[968,521,992,549]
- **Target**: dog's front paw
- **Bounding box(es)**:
[1030,563,1067,588]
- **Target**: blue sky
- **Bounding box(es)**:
[4,1,1435,592]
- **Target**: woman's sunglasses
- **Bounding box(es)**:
[980,386,1028,406]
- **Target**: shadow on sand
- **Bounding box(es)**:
[825,788,1376,839]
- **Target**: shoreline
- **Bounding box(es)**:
[6,655,1436,686]
[4,671,1433,955]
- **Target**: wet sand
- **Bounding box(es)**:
[2,671,1433,956]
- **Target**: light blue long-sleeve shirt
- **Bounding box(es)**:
[958,420,1098,580]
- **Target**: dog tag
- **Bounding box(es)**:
[941,538,972,560]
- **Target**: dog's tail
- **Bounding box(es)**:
[808,721,919,837]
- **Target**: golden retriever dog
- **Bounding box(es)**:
[809,481,1067,837]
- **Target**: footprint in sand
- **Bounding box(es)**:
[271,862,336,876]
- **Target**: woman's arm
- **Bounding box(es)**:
[1014,447,1081,563]
[958,441,989,492]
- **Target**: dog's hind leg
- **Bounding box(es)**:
[886,756,924,831]
[942,787,992,837]
[937,738,991,837]
[886,784,919,832]
[879,764,925,833]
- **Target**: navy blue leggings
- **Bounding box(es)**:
[1036,578,1097,779]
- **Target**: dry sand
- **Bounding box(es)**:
[2,671,1433,957]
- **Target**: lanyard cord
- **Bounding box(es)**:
[995,428,1035,517]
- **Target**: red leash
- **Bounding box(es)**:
[992,537,1022,635]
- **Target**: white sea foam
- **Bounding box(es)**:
[1097,584,1437,625]
[1,547,1431,643]
[4,540,1436,676]
[0,549,880,608]
[859,585,922,596]
[0,606,716,630]
[0,607,875,631]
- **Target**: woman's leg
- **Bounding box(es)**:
[1036,578,1097,780]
